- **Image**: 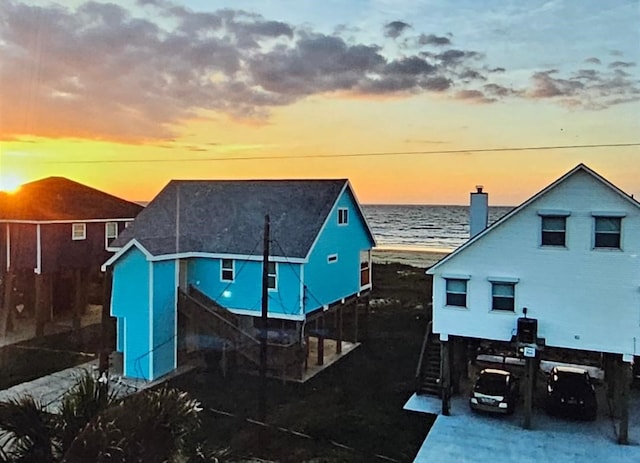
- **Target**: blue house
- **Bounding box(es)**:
[102,179,376,381]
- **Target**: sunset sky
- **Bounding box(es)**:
[1,0,639,205]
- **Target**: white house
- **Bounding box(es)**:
[424,163,638,437]
[428,163,640,357]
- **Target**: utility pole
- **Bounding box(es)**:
[258,214,270,423]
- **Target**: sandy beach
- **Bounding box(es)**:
[372,246,450,269]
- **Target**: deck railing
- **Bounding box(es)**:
[178,287,305,377]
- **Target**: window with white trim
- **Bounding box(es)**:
[594,216,621,249]
[327,254,338,263]
[541,216,566,246]
[267,262,277,290]
[491,282,515,311]
[72,223,86,240]
[221,259,234,281]
[338,208,349,225]
[445,278,467,307]
[359,250,371,287]
[105,222,118,246]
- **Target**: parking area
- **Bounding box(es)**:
[405,357,640,462]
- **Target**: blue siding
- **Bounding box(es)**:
[188,257,302,318]
[304,188,374,313]
[151,260,177,379]
[116,318,125,352]
[111,247,151,380]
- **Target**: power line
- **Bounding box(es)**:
[30,142,640,165]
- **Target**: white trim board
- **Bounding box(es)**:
[1,218,136,224]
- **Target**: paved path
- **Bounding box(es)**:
[0,360,153,413]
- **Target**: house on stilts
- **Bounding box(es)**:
[416,163,639,442]
[0,177,143,340]
[102,179,376,382]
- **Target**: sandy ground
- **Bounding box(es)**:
[372,247,449,269]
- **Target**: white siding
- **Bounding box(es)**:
[431,169,640,357]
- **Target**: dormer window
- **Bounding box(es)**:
[338,208,349,225]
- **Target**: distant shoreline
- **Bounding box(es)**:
[372,247,450,269]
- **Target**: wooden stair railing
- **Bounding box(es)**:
[415,321,442,396]
[178,287,304,375]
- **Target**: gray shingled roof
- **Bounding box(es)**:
[113,179,353,259]
[0,177,143,221]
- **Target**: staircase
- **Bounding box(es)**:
[178,286,261,362]
[178,286,305,378]
[415,321,442,396]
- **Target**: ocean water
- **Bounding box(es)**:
[362,205,513,252]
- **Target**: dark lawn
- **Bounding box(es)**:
[169,263,435,462]
[0,263,435,462]
[0,323,104,390]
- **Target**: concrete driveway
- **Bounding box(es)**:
[405,361,640,462]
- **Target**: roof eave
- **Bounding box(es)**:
[101,239,154,271]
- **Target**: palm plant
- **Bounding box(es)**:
[56,372,118,454]
[0,372,221,463]
[62,387,203,462]
[0,396,55,463]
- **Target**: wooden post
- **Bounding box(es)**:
[72,269,83,331]
[618,359,631,444]
[605,353,616,404]
[317,315,324,366]
[35,273,46,337]
[523,356,535,429]
[353,300,359,343]
[363,296,370,341]
[1,272,15,337]
[258,214,270,423]
[610,354,624,418]
[336,306,343,354]
[441,339,451,416]
[99,269,114,375]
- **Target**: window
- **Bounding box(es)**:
[492,283,515,311]
[360,250,370,287]
[445,279,467,307]
[327,254,338,263]
[338,208,349,225]
[221,259,234,281]
[541,216,566,246]
[106,222,118,239]
[267,262,277,290]
[72,223,86,240]
[594,217,621,249]
[105,222,118,248]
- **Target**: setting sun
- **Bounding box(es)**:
[0,173,24,193]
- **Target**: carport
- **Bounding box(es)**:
[434,332,635,442]
[406,357,640,463]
